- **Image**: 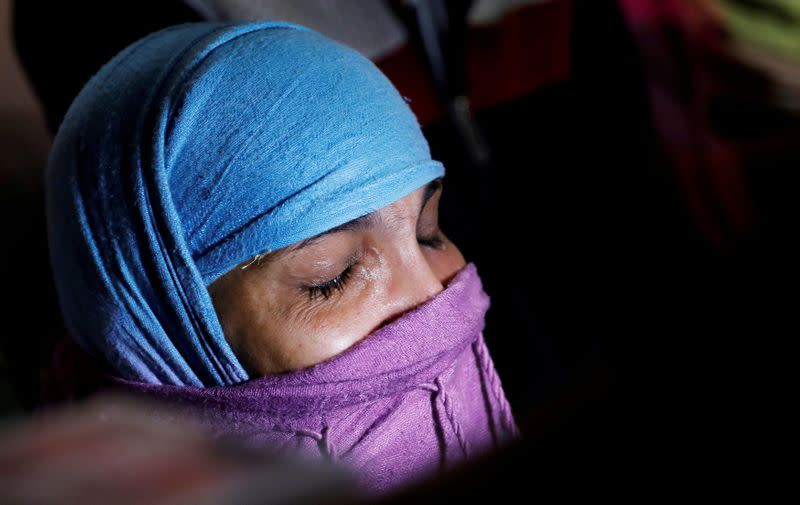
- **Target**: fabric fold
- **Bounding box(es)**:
[106,262,519,495]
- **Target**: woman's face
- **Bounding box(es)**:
[207,178,466,376]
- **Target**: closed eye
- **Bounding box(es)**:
[304,263,354,301]
[418,233,444,249]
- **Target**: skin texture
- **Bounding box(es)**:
[207,179,466,376]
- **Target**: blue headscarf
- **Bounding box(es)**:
[46,21,444,387]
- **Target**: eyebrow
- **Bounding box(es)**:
[286,178,443,254]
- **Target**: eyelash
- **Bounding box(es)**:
[417,233,444,250]
[305,263,355,301]
[304,233,445,301]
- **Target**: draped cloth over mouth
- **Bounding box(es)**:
[106,262,520,495]
[45,21,445,387]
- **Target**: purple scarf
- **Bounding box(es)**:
[106,262,519,495]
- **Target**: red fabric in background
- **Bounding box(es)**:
[377,0,573,125]
[618,0,754,245]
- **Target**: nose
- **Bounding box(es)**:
[384,248,444,323]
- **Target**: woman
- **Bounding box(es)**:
[45,21,517,494]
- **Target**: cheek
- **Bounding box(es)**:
[425,236,467,285]
[221,281,295,372]
[312,259,394,338]
[229,239,465,375]
[270,253,395,369]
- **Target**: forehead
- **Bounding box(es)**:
[262,178,442,260]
